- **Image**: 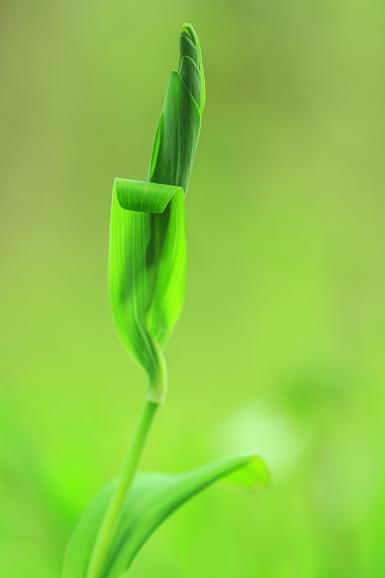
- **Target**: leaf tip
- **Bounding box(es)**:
[228,454,272,491]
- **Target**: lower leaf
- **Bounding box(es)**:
[63,454,270,578]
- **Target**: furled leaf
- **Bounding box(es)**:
[109,23,205,402]
[63,455,270,578]
[109,179,185,402]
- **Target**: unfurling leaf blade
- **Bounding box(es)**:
[63,454,270,578]
[109,180,185,402]
[109,23,205,401]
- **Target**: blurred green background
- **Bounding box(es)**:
[1,1,384,576]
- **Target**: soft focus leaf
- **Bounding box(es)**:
[63,455,269,578]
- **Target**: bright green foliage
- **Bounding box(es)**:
[63,24,269,578]
[63,455,270,578]
[109,24,205,403]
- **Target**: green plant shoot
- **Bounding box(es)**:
[109,23,205,404]
[63,24,269,578]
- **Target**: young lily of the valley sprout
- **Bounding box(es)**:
[63,23,270,578]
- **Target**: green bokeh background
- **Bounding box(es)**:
[1,1,384,576]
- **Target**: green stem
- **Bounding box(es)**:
[86,399,158,578]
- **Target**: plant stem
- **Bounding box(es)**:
[86,399,158,578]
